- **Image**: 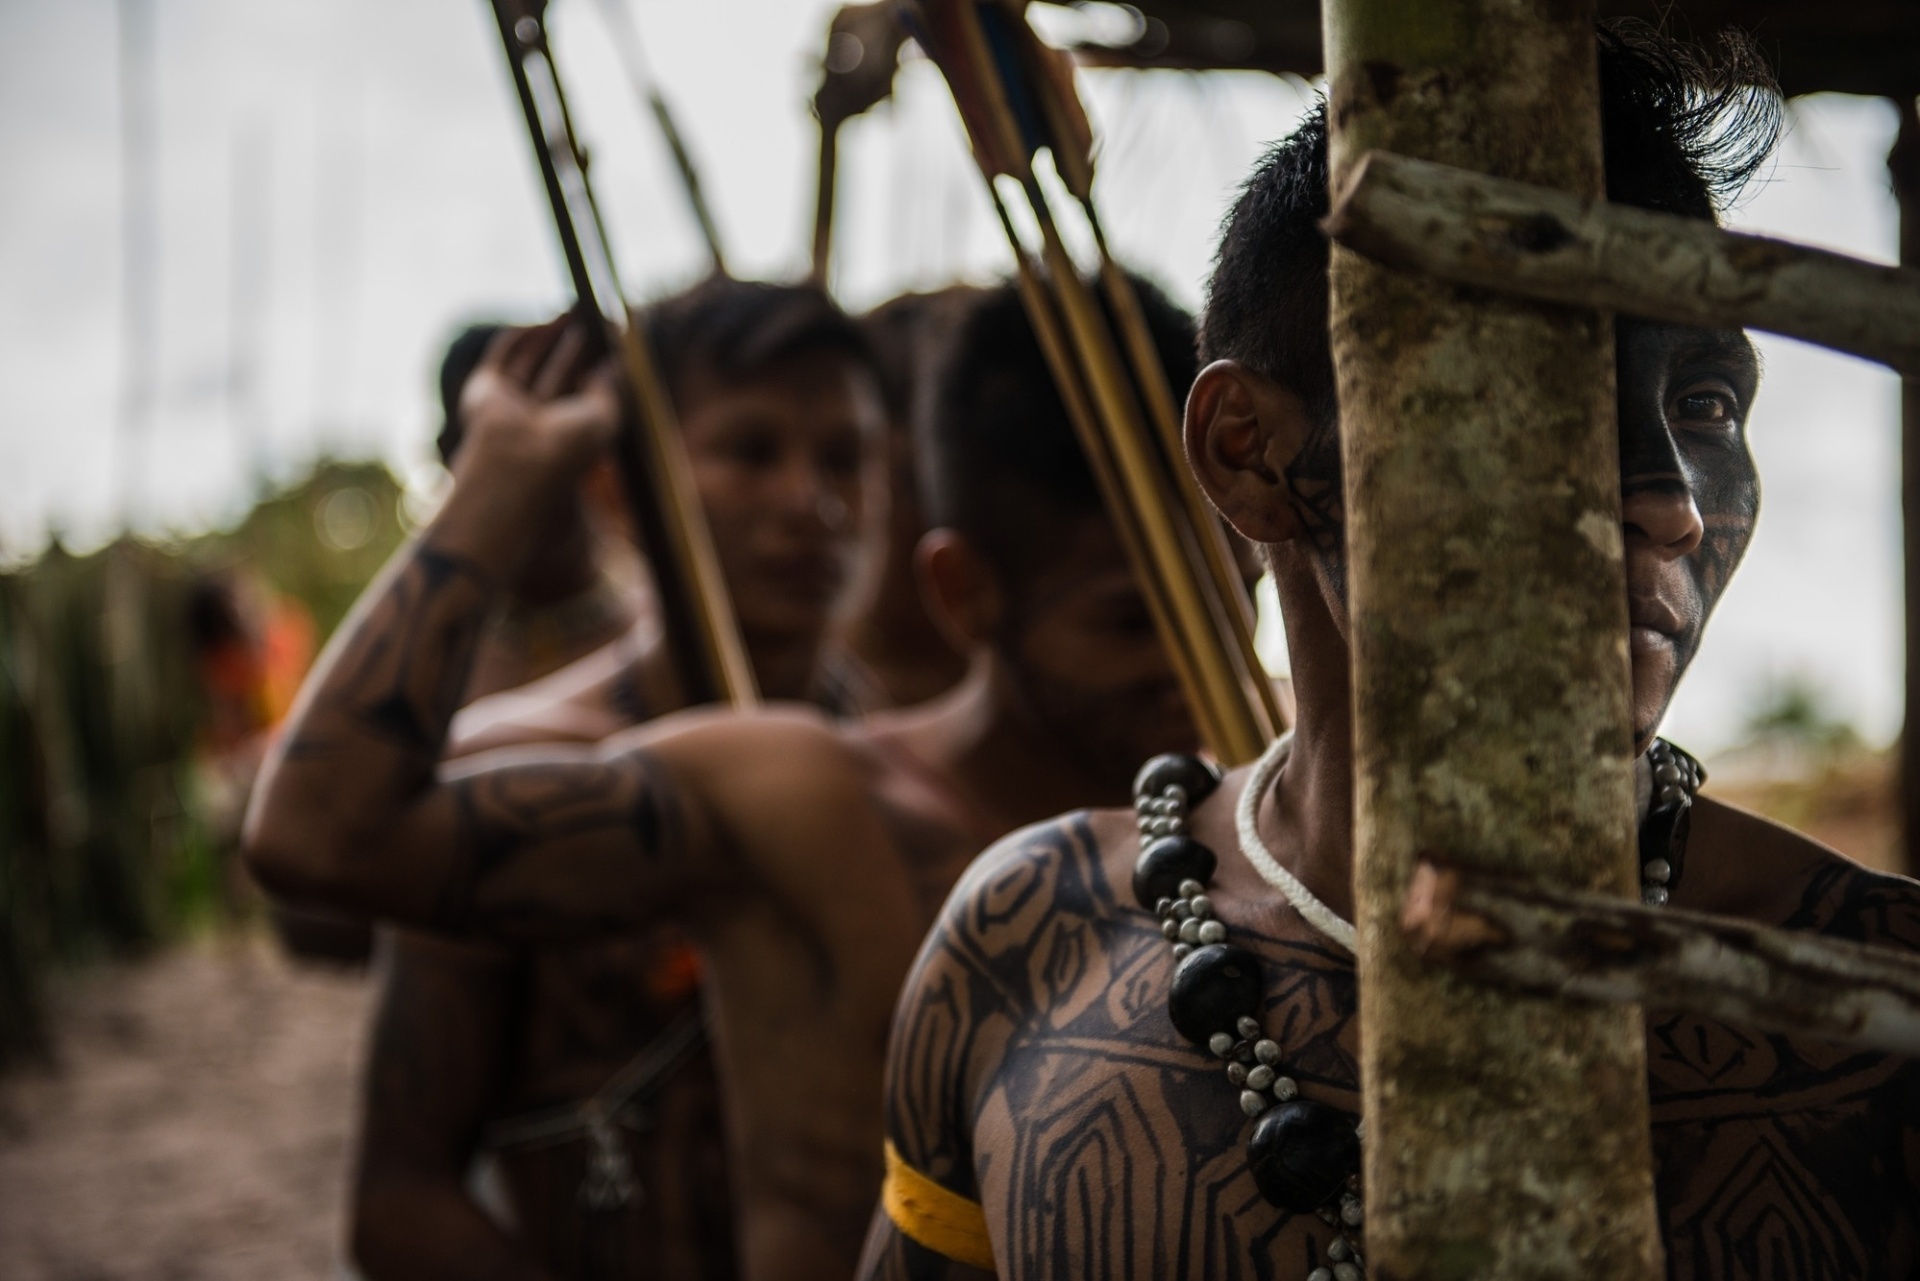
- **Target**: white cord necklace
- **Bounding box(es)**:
[1234,733,1358,956]
[1233,733,1700,958]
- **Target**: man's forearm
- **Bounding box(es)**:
[244,329,641,925]
[296,538,497,767]
[245,524,705,936]
[245,484,520,917]
[303,469,553,769]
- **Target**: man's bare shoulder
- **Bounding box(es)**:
[1652,797,1920,1277]
[599,702,861,778]
[934,806,1134,958]
[604,704,929,900]
[1690,792,1920,947]
[434,703,858,815]
[881,806,1130,1111]
[886,777,1372,1279]
[881,808,1126,1185]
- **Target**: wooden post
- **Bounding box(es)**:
[1326,151,1920,375]
[1402,858,1920,1058]
[1322,3,1664,1277]
[1893,95,1920,877]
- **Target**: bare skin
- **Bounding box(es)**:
[451,620,881,761]
[463,449,643,704]
[447,623,656,758]
[268,374,646,966]
[839,289,981,707]
[861,316,1920,1281]
[349,325,886,1281]
[246,320,1204,1281]
[354,925,734,1281]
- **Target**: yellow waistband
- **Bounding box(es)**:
[881,1139,996,1272]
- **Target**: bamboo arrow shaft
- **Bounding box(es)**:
[488,0,757,710]
[912,0,1283,764]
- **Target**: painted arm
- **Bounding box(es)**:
[856,862,1011,1281]
[351,930,553,1281]
[243,322,717,941]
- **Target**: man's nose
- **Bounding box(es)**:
[772,456,849,530]
[1621,478,1703,560]
[1618,393,1703,561]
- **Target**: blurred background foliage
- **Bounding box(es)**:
[0,460,405,1065]
[1705,673,1897,879]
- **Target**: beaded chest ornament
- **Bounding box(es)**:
[1130,735,1702,1281]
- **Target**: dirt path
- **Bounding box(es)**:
[0,936,372,1280]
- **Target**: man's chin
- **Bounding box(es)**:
[736,599,838,647]
[1628,682,1678,756]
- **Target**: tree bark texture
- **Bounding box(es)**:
[1402,859,1920,1058]
[1321,3,1663,1277]
[1326,150,1920,374]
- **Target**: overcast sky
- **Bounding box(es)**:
[0,0,1905,754]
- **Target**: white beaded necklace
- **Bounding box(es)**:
[1234,733,1358,956]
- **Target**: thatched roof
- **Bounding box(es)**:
[1083,2,1920,98]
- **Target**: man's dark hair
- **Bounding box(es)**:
[643,274,877,409]
[1198,21,1782,424]
[433,278,876,466]
[860,286,986,431]
[921,276,1198,588]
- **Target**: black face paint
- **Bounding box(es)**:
[1616,317,1761,744]
[1302,318,1758,749]
[1283,411,1349,611]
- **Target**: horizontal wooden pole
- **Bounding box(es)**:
[1403,858,1920,1058]
[1326,149,1920,375]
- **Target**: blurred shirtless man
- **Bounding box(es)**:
[247,281,1209,1281]
[838,289,981,707]
[348,277,885,1281]
[861,29,1920,1281]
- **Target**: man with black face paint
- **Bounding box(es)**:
[1617,318,1758,744]
[860,27,1920,1281]
[244,279,1215,1281]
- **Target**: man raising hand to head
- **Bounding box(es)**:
[246,279,1217,1281]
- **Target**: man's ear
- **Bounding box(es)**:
[916,528,1004,651]
[1184,359,1314,545]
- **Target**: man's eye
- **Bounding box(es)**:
[1672,389,1739,429]
[722,437,779,467]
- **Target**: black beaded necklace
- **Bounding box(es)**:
[1130,739,1704,1281]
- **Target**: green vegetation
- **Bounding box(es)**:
[0,461,408,1066]
[1741,672,1863,759]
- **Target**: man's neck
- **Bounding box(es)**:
[1264,556,1360,923]
[631,624,828,713]
[892,658,1130,841]
[743,627,827,704]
